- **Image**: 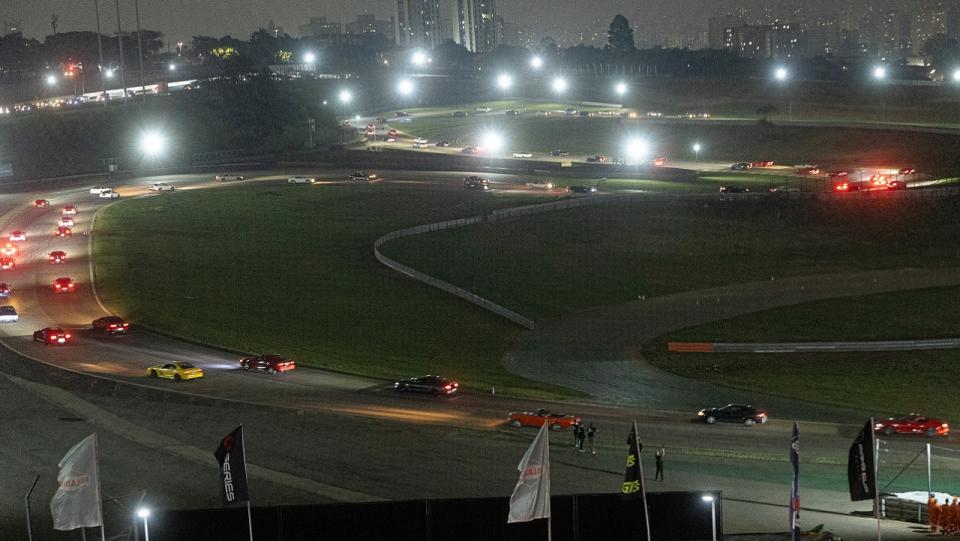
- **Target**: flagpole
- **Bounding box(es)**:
[95,433,106,541]
[871,417,881,541]
[240,425,254,541]
[634,421,653,541]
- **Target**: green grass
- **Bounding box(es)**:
[92,183,579,399]
[381,199,960,319]
[646,349,960,423]
[665,286,960,343]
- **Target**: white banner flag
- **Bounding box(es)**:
[507,423,551,523]
[50,434,103,530]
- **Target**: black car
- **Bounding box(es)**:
[887,180,907,190]
[394,375,460,396]
[567,185,597,194]
[731,162,752,170]
[718,185,749,193]
[550,150,570,157]
[505,110,520,116]
[450,111,469,117]
[436,141,450,147]
[92,316,129,334]
[464,176,490,190]
[697,404,767,426]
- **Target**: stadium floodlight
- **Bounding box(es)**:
[411,50,429,66]
[303,52,317,64]
[168,63,176,72]
[497,73,513,91]
[140,131,166,157]
[551,77,568,94]
[481,131,504,153]
[774,66,788,81]
[615,82,627,95]
[398,79,414,96]
[45,74,57,86]
[953,69,960,82]
[624,137,649,165]
[530,56,544,70]
[338,89,353,104]
[873,66,887,80]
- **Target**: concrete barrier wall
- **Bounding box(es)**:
[668,338,960,353]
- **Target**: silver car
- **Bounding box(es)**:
[0,305,18,323]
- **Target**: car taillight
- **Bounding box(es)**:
[944,424,950,428]
[444,385,451,389]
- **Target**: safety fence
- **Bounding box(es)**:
[667,338,960,353]
[374,217,536,329]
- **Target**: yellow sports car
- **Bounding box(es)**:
[147,361,204,381]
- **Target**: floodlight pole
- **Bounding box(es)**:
[114,0,126,101]
[927,443,932,495]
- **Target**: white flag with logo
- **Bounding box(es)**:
[507,422,551,523]
[50,434,102,530]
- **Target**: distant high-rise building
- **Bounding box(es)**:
[805,14,841,56]
[452,0,498,53]
[3,20,22,35]
[298,17,342,38]
[395,0,443,49]
[344,14,394,38]
[914,0,947,52]
[708,15,742,49]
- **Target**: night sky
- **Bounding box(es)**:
[1,0,605,43]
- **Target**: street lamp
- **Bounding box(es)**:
[397,79,414,97]
[953,69,960,82]
[339,89,353,104]
[774,66,788,81]
[497,73,513,91]
[168,63,176,72]
[551,77,568,94]
[873,66,887,81]
[140,131,165,158]
[481,131,504,167]
[303,52,317,64]
[702,495,717,541]
[615,81,627,106]
[45,74,57,86]
[137,508,151,541]
[693,142,702,162]
[530,56,544,70]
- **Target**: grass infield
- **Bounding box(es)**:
[92,182,578,398]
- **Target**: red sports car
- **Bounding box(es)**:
[508,408,581,430]
[53,277,76,293]
[0,257,14,271]
[239,354,296,374]
[34,199,50,208]
[875,414,950,437]
[49,251,67,264]
[33,327,72,345]
[752,160,774,168]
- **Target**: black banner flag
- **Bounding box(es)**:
[847,420,876,501]
[622,422,644,499]
[214,426,250,506]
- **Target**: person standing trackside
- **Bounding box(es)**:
[586,423,597,454]
[655,446,665,481]
[572,421,581,448]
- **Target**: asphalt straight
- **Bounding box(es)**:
[0,168,953,541]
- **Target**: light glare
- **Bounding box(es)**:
[140,132,165,157]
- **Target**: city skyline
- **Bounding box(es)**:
[2,0,959,57]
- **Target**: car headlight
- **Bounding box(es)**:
[697,410,705,416]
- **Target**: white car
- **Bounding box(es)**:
[413,138,428,144]
[513,152,533,158]
[287,176,314,184]
[58,217,74,228]
[99,189,119,199]
[0,305,18,323]
[215,174,244,182]
[385,137,397,142]
[412,142,430,149]
[89,186,109,195]
[149,182,175,191]
[62,205,78,216]
[526,181,555,190]
[475,107,492,113]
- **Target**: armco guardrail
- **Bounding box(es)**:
[374,217,536,329]
[668,338,960,353]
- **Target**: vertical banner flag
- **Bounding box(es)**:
[50,434,103,530]
[847,420,877,501]
[215,426,250,506]
[507,422,551,523]
[622,422,644,499]
[790,421,800,541]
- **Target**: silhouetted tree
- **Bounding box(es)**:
[607,15,635,51]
